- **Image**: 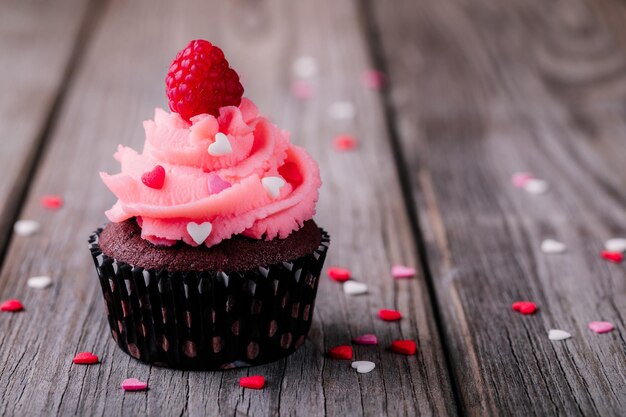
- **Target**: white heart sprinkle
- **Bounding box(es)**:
[27,275,52,289]
[292,56,317,78]
[328,101,356,120]
[343,281,368,296]
[262,176,286,199]
[208,132,232,156]
[548,329,571,341]
[14,220,40,236]
[186,222,212,245]
[524,179,549,194]
[605,238,626,253]
[541,239,566,254]
[351,361,375,374]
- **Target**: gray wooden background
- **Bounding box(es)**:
[0,0,624,416]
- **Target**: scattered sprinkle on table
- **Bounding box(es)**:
[14,220,40,236]
[604,238,626,253]
[292,56,318,78]
[541,239,566,254]
[40,195,64,210]
[327,266,351,282]
[511,172,534,188]
[121,378,148,391]
[291,80,313,100]
[512,301,537,315]
[328,345,353,360]
[600,250,624,263]
[27,275,52,289]
[1,299,24,312]
[390,340,416,355]
[361,69,384,90]
[352,361,376,374]
[333,134,358,151]
[73,352,99,365]
[588,321,614,334]
[391,265,416,279]
[352,334,378,345]
[239,375,265,390]
[328,101,356,120]
[523,179,549,194]
[343,281,368,296]
[378,309,402,321]
[548,329,571,341]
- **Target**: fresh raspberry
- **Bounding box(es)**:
[166,40,244,121]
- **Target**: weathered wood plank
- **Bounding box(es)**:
[368,0,626,415]
[0,0,94,257]
[0,0,456,416]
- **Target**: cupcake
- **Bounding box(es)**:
[89,40,329,370]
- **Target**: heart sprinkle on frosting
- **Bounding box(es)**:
[208,132,232,156]
[261,176,286,198]
[141,165,166,189]
[186,221,213,245]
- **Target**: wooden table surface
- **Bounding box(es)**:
[1,0,625,415]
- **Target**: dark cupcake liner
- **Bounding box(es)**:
[88,227,329,370]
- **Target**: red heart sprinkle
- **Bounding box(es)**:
[73,351,99,365]
[391,340,416,355]
[1,299,23,312]
[239,375,265,389]
[141,165,166,189]
[601,250,624,263]
[512,301,537,315]
[333,134,358,151]
[327,266,351,282]
[378,309,402,321]
[40,195,64,209]
[328,345,353,360]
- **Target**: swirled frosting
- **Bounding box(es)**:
[100,98,321,248]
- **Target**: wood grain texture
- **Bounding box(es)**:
[368,0,626,415]
[0,0,456,416]
[0,0,94,257]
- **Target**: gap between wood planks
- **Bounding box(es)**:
[0,0,105,268]
[357,0,465,415]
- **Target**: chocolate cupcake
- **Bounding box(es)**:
[89,40,329,370]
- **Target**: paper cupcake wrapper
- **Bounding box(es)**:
[88,228,329,370]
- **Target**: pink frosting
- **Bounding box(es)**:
[100,98,321,247]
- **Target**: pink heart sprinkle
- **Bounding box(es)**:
[511,172,534,188]
[333,134,358,151]
[121,378,148,391]
[291,80,313,100]
[207,174,231,194]
[391,265,416,279]
[361,69,385,90]
[588,321,614,334]
[352,334,378,345]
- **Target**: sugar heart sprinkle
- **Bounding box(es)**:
[391,340,416,355]
[391,265,416,279]
[361,69,385,90]
[343,281,368,296]
[327,345,353,360]
[207,173,231,194]
[262,176,286,199]
[512,301,537,315]
[511,172,534,188]
[352,334,378,345]
[208,132,232,156]
[141,165,165,189]
[604,238,626,253]
[328,101,356,120]
[73,352,99,365]
[186,221,212,245]
[27,275,52,289]
[40,195,64,210]
[333,134,358,151]
[327,267,351,282]
[239,375,265,389]
[1,299,24,312]
[524,179,549,194]
[14,220,40,236]
[588,321,614,334]
[541,239,566,254]
[121,378,148,391]
[351,361,376,374]
[292,56,318,78]
[378,309,402,321]
[548,329,571,341]
[291,80,313,100]
[600,250,624,263]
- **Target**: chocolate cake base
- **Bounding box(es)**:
[88,222,329,370]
